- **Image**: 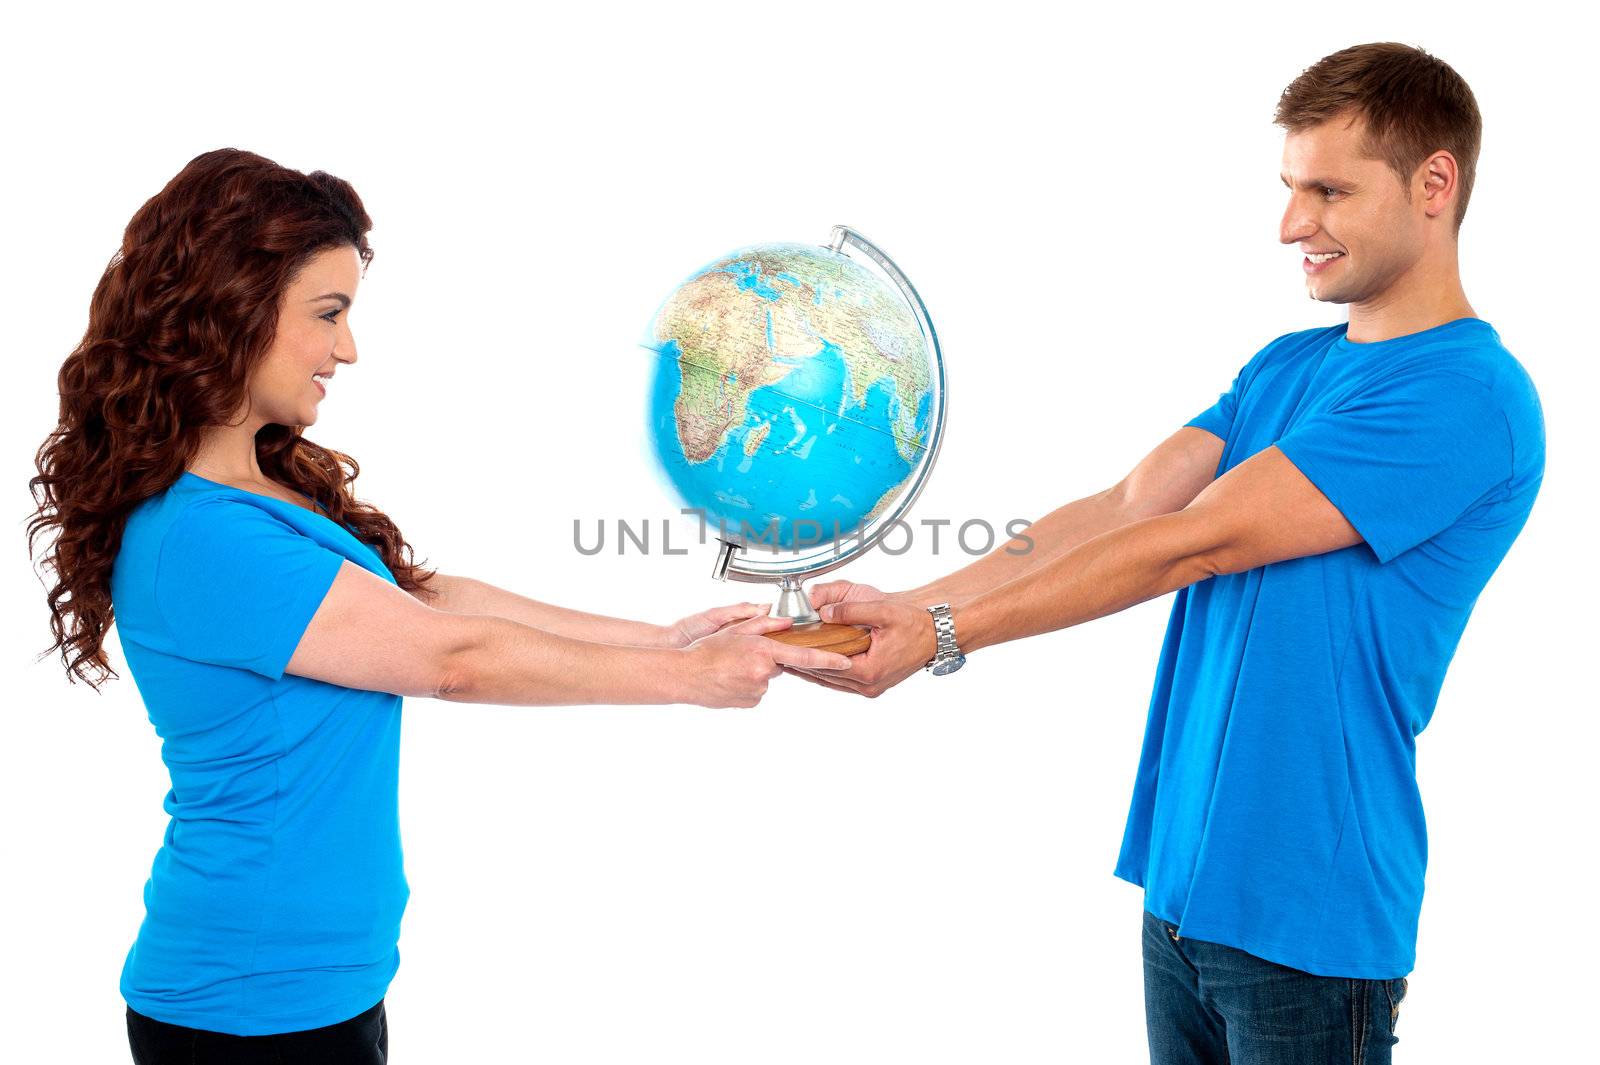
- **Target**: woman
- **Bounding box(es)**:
[27,148,849,1063]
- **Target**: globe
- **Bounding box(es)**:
[645,238,937,554]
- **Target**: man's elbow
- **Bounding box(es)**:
[1175,547,1228,586]
[1166,509,1244,584]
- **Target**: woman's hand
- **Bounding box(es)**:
[660,601,773,649]
[677,614,852,708]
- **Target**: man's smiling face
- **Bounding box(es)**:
[1279,112,1428,306]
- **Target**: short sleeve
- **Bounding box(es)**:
[1274,371,1514,564]
[153,499,347,679]
[1185,337,1281,442]
[1186,365,1244,442]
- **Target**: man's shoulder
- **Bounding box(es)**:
[1364,319,1544,473]
[1450,323,1544,467]
[1383,319,1538,402]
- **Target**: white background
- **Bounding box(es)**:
[5,2,1595,1061]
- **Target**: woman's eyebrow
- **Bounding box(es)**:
[308,292,352,308]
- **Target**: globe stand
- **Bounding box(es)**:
[712,542,872,656]
[772,573,822,625]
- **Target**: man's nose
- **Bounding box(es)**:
[1280,198,1317,246]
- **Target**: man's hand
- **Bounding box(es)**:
[782,580,939,698]
[660,601,773,648]
[806,579,888,613]
[784,579,888,691]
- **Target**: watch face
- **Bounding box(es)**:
[929,654,966,676]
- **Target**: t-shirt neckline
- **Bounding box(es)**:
[179,470,327,516]
[1334,315,1490,351]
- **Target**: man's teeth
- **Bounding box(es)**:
[1307,252,1343,264]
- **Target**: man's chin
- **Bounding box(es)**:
[1305,282,1355,305]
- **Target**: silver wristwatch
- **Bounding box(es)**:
[924,602,966,676]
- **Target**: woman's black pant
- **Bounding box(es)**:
[126,998,386,1064]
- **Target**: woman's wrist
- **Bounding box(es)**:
[600,619,676,649]
[603,644,689,703]
[653,645,694,703]
[645,622,680,649]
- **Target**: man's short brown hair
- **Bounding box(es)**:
[1275,42,1482,231]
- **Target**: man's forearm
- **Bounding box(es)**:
[958,509,1217,654]
[421,573,668,647]
[906,488,1138,606]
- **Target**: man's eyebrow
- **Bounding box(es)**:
[308,292,352,308]
[1280,173,1350,190]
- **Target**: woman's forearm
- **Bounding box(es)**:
[424,573,669,647]
[436,613,688,706]
[906,488,1136,606]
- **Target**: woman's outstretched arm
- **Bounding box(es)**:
[296,561,847,708]
[411,572,766,648]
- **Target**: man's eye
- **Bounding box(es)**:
[1321,187,1341,200]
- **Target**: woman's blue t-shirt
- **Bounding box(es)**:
[110,471,409,1035]
[1114,317,1545,979]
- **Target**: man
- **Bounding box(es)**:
[788,42,1545,1064]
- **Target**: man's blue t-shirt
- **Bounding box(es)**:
[110,471,409,1035]
[1113,317,1544,979]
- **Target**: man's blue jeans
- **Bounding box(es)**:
[1142,909,1408,1064]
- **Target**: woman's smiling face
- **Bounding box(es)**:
[251,244,361,427]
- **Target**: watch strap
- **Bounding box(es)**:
[926,602,962,666]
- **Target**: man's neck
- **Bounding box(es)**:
[1344,243,1475,343]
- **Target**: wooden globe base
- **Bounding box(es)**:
[765,622,872,656]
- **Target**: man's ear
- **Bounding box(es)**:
[1419,149,1460,221]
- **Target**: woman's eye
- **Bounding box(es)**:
[321,309,342,322]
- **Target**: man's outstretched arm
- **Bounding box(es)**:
[952,444,1360,652]
[903,426,1227,606]
[816,443,1362,696]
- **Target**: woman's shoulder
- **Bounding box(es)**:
[119,480,300,580]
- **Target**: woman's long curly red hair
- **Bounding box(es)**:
[28,147,439,691]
